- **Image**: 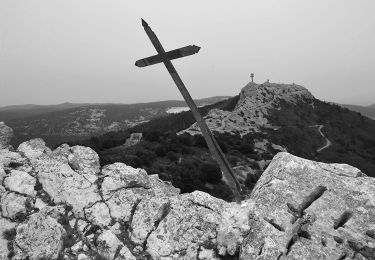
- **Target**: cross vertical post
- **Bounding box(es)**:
[250,73,254,82]
[136,19,242,203]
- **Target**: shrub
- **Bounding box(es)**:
[238,143,253,154]
[122,155,142,168]
[154,145,167,157]
[135,149,156,167]
[248,153,261,160]
[178,134,193,146]
[166,151,179,162]
[193,135,208,148]
[200,162,222,184]
[144,131,163,142]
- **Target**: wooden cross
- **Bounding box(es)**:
[135,19,242,203]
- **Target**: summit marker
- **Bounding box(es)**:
[136,19,242,203]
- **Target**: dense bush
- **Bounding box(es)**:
[199,161,222,184]
[166,151,179,162]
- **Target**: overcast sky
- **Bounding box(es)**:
[0,0,374,107]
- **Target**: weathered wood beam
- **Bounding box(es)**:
[135,45,200,67]
[138,19,242,202]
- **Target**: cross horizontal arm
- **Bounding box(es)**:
[135,45,200,67]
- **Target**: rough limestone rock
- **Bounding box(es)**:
[98,163,180,224]
[130,196,171,245]
[13,207,66,259]
[148,174,180,197]
[115,246,136,260]
[0,148,27,168]
[4,170,36,196]
[33,154,101,215]
[1,192,29,220]
[68,145,100,175]
[0,216,16,259]
[101,163,152,196]
[106,187,153,222]
[180,82,314,136]
[84,201,112,227]
[145,192,223,259]
[217,202,252,256]
[51,143,71,163]
[0,122,13,149]
[141,191,251,259]
[17,138,51,160]
[96,230,124,259]
[241,152,375,259]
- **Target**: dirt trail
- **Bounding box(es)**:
[311,124,332,152]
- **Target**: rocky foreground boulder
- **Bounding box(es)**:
[241,153,375,259]
[0,123,374,259]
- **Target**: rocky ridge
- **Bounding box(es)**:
[0,123,374,259]
[180,82,314,136]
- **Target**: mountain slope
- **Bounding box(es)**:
[180,81,375,177]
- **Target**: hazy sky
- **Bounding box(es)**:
[0,0,374,107]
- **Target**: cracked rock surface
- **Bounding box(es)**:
[241,152,375,259]
[0,132,250,259]
[0,122,374,260]
[13,206,66,259]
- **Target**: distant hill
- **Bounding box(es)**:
[0,103,91,120]
[340,103,375,119]
[0,97,229,147]
[69,81,375,201]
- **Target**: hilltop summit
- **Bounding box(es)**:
[181,81,314,136]
[237,81,314,108]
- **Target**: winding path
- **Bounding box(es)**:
[311,124,332,152]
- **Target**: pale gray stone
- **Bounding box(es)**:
[4,170,36,196]
[17,138,51,160]
[240,152,375,259]
[13,207,66,260]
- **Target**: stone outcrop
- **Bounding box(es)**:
[180,82,314,136]
[241,152,375,259]
[0,122,374,260]
[17,138,51,161]
[123,133,143,148]
[0,130,250,259]
[1,192,30,220]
